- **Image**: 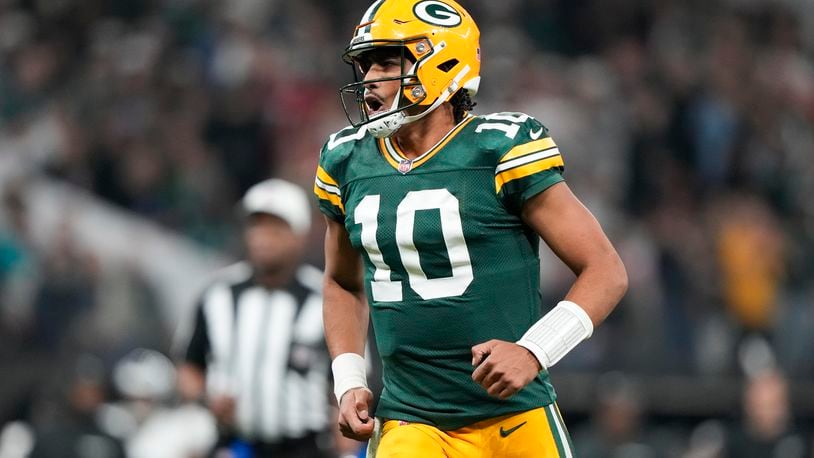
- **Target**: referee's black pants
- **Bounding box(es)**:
[211,432,333,458]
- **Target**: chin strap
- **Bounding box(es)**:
[367,111,406,138]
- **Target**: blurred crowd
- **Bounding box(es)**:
[1,0,813,456]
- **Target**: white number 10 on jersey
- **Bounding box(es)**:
[354,189,474,302]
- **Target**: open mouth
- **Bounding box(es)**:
[364,94,387,116]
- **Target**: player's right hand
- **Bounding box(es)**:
[338,387,375,440]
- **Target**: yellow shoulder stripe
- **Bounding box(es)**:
[316,166,339,186]
[313,184,345,213]
[500,137,556,163]
[495,155,564,193]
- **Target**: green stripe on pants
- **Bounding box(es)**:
[545,404,575,457]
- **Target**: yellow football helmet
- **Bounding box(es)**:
[340,0,481,138]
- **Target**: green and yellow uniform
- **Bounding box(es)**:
[315,112,574,455]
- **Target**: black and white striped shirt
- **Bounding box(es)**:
[185,262,329,443]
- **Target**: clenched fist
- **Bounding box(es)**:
[471,339,542,400]
[338,387,375,440]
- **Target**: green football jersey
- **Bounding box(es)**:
[315,112,566,430]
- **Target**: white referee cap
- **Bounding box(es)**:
[242,178,312,235]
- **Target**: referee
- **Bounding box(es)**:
[178,179,332,458]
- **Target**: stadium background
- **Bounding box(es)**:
[1,0,813,456]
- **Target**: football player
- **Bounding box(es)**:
[315,1,628,456]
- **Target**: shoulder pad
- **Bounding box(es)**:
[469,113,552,162]
[472,112,549,143]
[321,125,369,157]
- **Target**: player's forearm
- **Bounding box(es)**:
[516,250,626,370]
[323,276,369,358]
[563,249,627,327]
[323,216,368,358]
[520,183,628,327]
[324,276,372,404]
[518,183,627,368]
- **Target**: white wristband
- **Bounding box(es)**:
[331,353,369,404]
[516,300,594,370]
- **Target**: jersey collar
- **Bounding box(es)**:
[377,115,475,173]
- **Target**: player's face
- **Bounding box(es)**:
[355,48,412,118]
[244,213,304,275]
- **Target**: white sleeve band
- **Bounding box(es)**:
[331,353,369,404]
[516,300,594,370]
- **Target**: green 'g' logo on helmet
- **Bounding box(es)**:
[413,0,462,27]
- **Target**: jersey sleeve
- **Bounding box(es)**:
[494,116,565,212]
[313,144,346,223]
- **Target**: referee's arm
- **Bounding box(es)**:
[178,302,209,402]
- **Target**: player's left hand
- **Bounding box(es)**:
[471,339,542,400]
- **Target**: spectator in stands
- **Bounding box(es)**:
[0,182,37,356]
[724,368,810,458]
[716,194,785,336]
[177,179,336,457]
[111,348,218,458]
[574,372,660,458]
[29,354,125,458]
[31,223,99,354]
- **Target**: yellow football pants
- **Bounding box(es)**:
[374,403,575,458]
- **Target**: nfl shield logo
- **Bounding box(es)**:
[398,160,413,174]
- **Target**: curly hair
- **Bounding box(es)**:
[451,90,476,123]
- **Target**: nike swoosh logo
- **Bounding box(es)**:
[499,421,527,438]
[529,127,544,140]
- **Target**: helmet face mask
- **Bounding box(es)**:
[339,0,481,137]
[339,40,427,130]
